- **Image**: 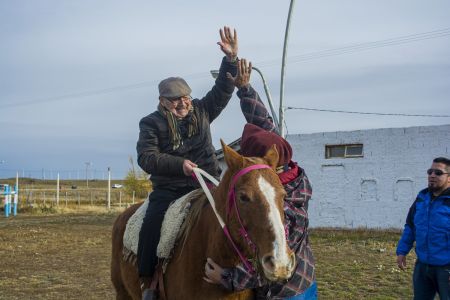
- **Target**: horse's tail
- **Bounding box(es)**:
[111,202,142,298]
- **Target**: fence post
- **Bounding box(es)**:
[107,167,111,209]
[56,173,60,206]
[65,191,68,207]
[132,191,135,204]
[15,172,19,215]
[90,191,93,206]
[3,185,9,217]
[13,185,18,216]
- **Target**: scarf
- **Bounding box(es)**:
[158,103,198,150]
[278,161,300,185]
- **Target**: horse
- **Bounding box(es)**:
[111,141,296,300]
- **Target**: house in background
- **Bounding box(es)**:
[216,124,450,229]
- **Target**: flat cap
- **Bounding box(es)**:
[158,77,192,99]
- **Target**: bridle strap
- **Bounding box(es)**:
[227,164,272,217]
[192,165,272,274]
[226,164,272,273]
[192,168,224,228]
[192,168,253,272]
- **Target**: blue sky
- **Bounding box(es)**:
[1,0,449,179]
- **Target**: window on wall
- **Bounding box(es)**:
[325,144,363,158]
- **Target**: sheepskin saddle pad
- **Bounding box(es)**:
[123,189,203,260]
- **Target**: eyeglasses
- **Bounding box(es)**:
[427,169,449,176]
[165,96,192,103]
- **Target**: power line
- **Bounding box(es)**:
[2,27,450,109]
[285,106,450,117]
[257,27,450,68]
[0,71,209,109]
[0,68,214,109]
[0,80,158,109]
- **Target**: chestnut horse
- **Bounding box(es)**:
[111,141,295,299]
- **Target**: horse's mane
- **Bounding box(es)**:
[177,188,211,255]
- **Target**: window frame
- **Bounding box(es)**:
[325,144,363,159]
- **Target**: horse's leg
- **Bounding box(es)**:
[113,280,133,300]
[120,260,141,300]
[111,250,131,300]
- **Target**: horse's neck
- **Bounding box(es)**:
[201,191,240,266]
[212,175,230,220]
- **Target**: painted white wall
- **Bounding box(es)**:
[287,124,450,229]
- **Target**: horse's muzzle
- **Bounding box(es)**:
[261,251,296,281]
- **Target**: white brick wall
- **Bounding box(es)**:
[287,124,450,229]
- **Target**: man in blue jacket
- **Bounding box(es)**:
[396,157,450,300]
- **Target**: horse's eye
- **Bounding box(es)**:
[239,195,251,203]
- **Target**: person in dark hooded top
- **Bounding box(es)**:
[204,59,317,300]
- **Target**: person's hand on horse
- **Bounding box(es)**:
[203,257,224,285]
[182,159,198,176]
[226,58,252,89]
[218,26,238,61]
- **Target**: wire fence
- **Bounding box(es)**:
[15,188,145,209]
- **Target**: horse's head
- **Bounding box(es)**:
[218,140,296,282]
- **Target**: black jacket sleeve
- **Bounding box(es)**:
[136,116,185,176]
[197,57,237,123]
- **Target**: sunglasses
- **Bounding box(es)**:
[427,169,449,176]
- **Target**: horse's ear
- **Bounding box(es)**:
[263,144,279,169]
[221,139,243,170]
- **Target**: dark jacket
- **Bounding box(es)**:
[136,57,237,191]
[396,187,450,266]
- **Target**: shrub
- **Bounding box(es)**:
[123,156,152,199]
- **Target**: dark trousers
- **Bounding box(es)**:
[137,186,195,277]
[413,260,450,300]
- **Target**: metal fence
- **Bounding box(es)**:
[18,188,144,208]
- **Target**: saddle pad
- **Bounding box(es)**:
[123,190,197,259]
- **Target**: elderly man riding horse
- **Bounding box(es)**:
[136,27,238,300]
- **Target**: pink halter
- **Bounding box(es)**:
[223,164,271,274]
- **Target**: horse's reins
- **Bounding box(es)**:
[192,164,271,274]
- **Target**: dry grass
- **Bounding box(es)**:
[311,229,414,299]
[0,212,119,300]
[0,212,414,300]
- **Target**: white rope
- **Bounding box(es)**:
[192,167,225,228]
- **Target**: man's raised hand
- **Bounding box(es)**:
[217,26,238,61]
